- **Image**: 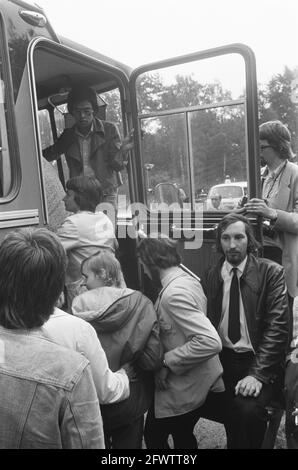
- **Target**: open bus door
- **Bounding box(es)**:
[128,44,262,293]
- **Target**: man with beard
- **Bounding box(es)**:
[203,213,289,449]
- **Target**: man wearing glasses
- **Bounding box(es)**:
[241,120,298,448]
[43,86,133,210]
[242,120,297,302]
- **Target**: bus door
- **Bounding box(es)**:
[27,37,143,289]
[129,44,261,286]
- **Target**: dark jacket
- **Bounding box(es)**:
[72,286,163,429]
[43,118,124,192]
[203,254,289,385]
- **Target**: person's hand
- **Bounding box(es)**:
[235,375,263,397]
[121,128,134,154]
[155,366,170,391]
[244,198,277,220]
[120,362,138,381]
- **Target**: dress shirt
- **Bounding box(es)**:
[75,123,95,177]
[219,257,254,352]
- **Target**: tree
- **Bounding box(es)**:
[258,67,298,154]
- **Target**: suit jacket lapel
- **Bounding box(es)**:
[269,163,291,211]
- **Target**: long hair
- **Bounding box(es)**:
[137,234,181,281]
[0,228,66,329]
[66,176,103,212]
[82,250,122,288]
[215,213,259,255]
[67,86,99,115]
[259,120,295,160]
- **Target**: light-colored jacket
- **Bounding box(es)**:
[41,308,129,404]
[267,161,298,297]
[0,326,104,449]
[155,267,224,419]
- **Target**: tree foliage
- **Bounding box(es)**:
[258,66,298,154]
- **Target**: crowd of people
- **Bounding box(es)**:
[0,85,297,450]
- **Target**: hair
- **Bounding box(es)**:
[0,228,67,329]
[82,250,122,287]
[67,86,99,115]
[66,176,103,212]
[259,120,295,160]
[215,213,259,255]
[137,234,181,280]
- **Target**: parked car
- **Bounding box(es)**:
[206,181,247,210]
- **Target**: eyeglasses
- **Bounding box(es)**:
[260,145,273,151]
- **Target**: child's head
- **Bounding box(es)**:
[81,250,123,290]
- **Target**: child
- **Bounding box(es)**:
[72,250,162,449]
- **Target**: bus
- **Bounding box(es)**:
[0,0,264,290]
[0,0,293,448]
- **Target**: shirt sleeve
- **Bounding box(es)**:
[77,321,130,404]
[163,284,222,375]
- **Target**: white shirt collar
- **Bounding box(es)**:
[224,256,248,276]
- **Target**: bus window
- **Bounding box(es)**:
[133,53,248,212]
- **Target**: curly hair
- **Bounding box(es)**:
[0,228,66,329]
[66,176,103,212]
[67,86,99,115]
[259,120,295,160]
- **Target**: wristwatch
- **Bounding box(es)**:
[270,209,278,224]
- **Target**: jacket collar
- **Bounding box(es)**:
[211,253,259,296]
[159,267,186,296]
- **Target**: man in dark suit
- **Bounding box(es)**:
[203,213,289,448]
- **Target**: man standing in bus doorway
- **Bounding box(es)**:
[43,86,133,210]
[203,213,289,449]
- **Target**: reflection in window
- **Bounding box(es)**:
[141,114,190,208]
[190,105,247,210]
[135,53,248,212]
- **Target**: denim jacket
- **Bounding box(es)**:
[0,326,104,449]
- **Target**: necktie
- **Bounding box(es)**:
[228,267,241,344]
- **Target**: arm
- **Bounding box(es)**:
[162,284,222,375]
[43,130,70,162]
[248,264,289,384]
[61,363,105,449]
[106,123,133,172]
[244,170,298,235]
[78,321,130,404]
[135,320,163,371]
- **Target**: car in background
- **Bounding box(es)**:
[206,181,247,210]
